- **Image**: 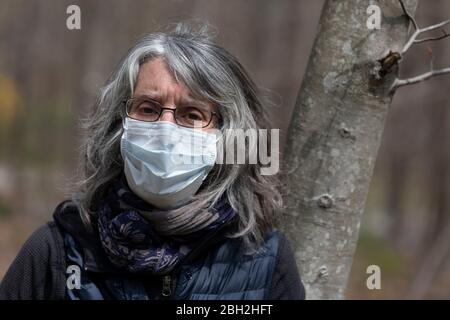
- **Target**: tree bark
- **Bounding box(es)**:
[281,0,418,299]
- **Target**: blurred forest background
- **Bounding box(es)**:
[0,0,449,299]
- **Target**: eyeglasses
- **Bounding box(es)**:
[123,97,219,128]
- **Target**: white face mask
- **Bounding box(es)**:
[120,118,217,209]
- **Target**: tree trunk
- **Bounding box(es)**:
[281,0,418,299]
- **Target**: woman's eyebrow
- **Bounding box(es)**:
[179,97,208,107]
[134,91,209,107]
[133,91,160,99]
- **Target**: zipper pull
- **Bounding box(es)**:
[162,275,172,297]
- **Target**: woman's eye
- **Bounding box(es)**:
[187,112,203,120]
[141,107,158,114]
[178,107,206,121]
[137,101,159,114]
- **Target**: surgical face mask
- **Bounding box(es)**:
[120,118,217,209]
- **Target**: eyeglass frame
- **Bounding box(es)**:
[122,97,220,128]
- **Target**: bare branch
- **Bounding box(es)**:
[402,30,419,54]
[399,0,418,31]
[401,17,450,54]
[419,18,450,33]
[414,29,450,44]
[390,67,450,92]
[391,7,450,92]
[396,0,450,56]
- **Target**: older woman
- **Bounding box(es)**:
[0,24,304,300]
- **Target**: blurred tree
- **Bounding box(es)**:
[0,74,21,137]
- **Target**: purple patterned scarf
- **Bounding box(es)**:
[98,175,236,274]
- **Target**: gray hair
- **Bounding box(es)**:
[72,23,282,252]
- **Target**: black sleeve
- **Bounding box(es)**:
[0,223,65,300]
[267,233,306,300]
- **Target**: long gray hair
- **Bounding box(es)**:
[72,23,282,252]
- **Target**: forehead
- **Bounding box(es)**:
[134,58,190,96]
[134,58,215,110]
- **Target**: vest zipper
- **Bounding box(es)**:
[161,275,172,298]
[157,219,235,299]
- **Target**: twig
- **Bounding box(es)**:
[389,1,450,92]
[402,19,450,54]
[414,29,450,44]
[399,0,450,54]
[390,67,450,91]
